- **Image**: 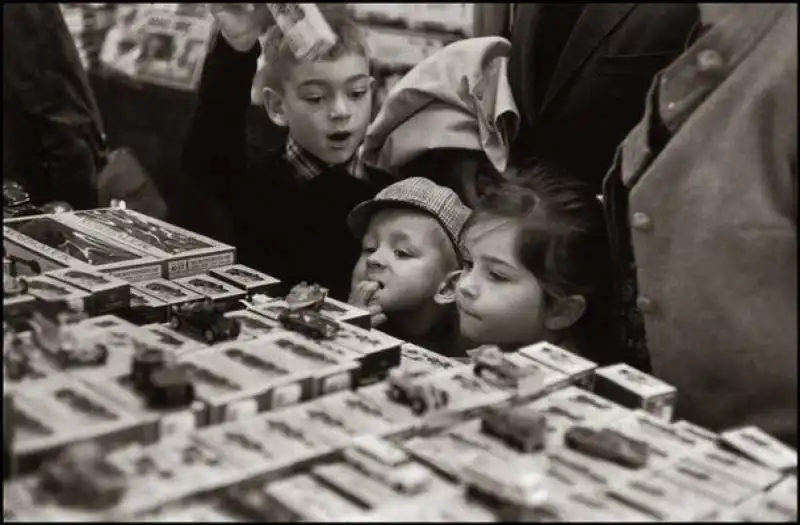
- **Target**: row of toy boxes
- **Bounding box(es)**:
[3,208,237,284]
[3,358,511,520]
[397,383,798,522]
[4,308,468,472]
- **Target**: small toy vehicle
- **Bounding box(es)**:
[4,330,34,381]
[461,453,549,513]
[38,442,127,509]
[131,345,169,391]
[386,368,449,414]
[63,270,110,285]
[144,281,188,298]
[342,436,432,495]
[285,281,327,310]
[146,364,195,409]
[3,180,31,208]
[564,425,649,469]
[472,345,544,393]
[168,299,241,343]
[187,278,228,294]
[279,308,340,339]
[226,267,263,281]
[481,405,547,453]
[53,330,109,369]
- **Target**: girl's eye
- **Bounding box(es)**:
[394,249,413,258]
[349,90,368,100]
[304,96,324,105]
[488,271,510,283]
[362,245,376,254]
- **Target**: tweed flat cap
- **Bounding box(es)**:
[347,177,471,253]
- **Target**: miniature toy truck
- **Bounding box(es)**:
[342,436,432,495]
[386,368,449,414]
[472,345,545,395]
[564,425,650,469]
[29,311,108,368]
[285,282,327,310]
[38,442,127,509]
[461,453,550,520]
[279,309,340,339]
[168,299,241,343]
[481,405,547,453]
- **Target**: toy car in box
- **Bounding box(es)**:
[593,363,677,421]
[172,274,245,304]
[3,214,162,282]
[23,274,93,313]
[46,267,130,315]
[124,289,169,325]
[518,341,598,389]
[223,309,282,340]
[400,342,465,374]
[207,264,283,296]
[167,299,241,344]
[132,277,203,307]
[63,207,236,279]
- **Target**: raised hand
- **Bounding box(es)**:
[207,3,273,52]
[348,280,388,328]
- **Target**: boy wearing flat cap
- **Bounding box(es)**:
[348,178,471,358]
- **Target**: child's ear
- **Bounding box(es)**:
[433,270,462,305]
[262,87,288,128]
[545,295,587,331]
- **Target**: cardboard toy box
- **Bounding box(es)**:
[23,274,93,313]
[62,207,236,279]
[172,274,246,304]
[4,214,162,282]
[132,277,204,307]
[46,267,130,315]
[593,363,677,421]
[124,288,170,325]
[207,264,283,296]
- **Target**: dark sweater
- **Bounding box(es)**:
[182,34,392,300]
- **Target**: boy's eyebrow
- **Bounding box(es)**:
[296,74,371,90]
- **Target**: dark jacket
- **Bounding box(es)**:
[181,34,392,301]
[2,4,105,210]
[508,3,700,192]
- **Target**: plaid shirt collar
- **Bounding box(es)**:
[285,136,367,182]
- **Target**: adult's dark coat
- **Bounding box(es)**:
[508,3,700,192]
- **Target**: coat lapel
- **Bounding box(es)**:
[541,3,637,112]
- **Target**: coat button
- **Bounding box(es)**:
[631,212,653,231]
[636,296,656,314]
[697,49,724,73]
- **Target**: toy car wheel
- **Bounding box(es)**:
[387,386,402,402]
[169,315,181,330]
[411,398,426,415]
[203,328,216,343]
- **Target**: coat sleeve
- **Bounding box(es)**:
[2,4,104,210]
[181,31,260,211]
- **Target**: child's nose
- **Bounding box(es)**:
[329,94,351,119]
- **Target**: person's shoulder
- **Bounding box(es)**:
[364,165,396,191]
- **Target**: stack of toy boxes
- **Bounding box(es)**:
[60,208,236,280]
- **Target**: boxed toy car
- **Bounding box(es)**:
[671,419,720,450]
[12,376,146,473]
[207,263,283,296]
[690,446,783,493]
[518,341,598,390]
[46,267,130,315]
[253,331,360,397]
[311,462,401,509]
[609,409,705,468]
[223,309,282,340]
[143,323,207,357]
[177,350,275,425]
[558,489,660,521]
[720,425,798,472]
[3,214,162,282]
[62,207,236,279]
[264,474,365,521]
[593,363,677,421]
[84,372,208,443]
[23,274,92,312]
[3,293,38,331]
[400,342,465,375]
[607,475,720,521]
[216,339,317,411]
[528,386,631,431]
[316,296,372,329]
[303,391,401,438]
[132,277,203,307]
[172,274,245,304]
[124,288,169,325]
[656,456,761,506]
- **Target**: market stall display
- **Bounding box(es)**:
[2,199,797,522]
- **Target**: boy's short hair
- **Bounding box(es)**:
[261,14,369,92]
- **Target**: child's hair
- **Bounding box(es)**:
[463,162,615,363]
[261,14,369,92]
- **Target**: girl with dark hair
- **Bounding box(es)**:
[454,163,615,365]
